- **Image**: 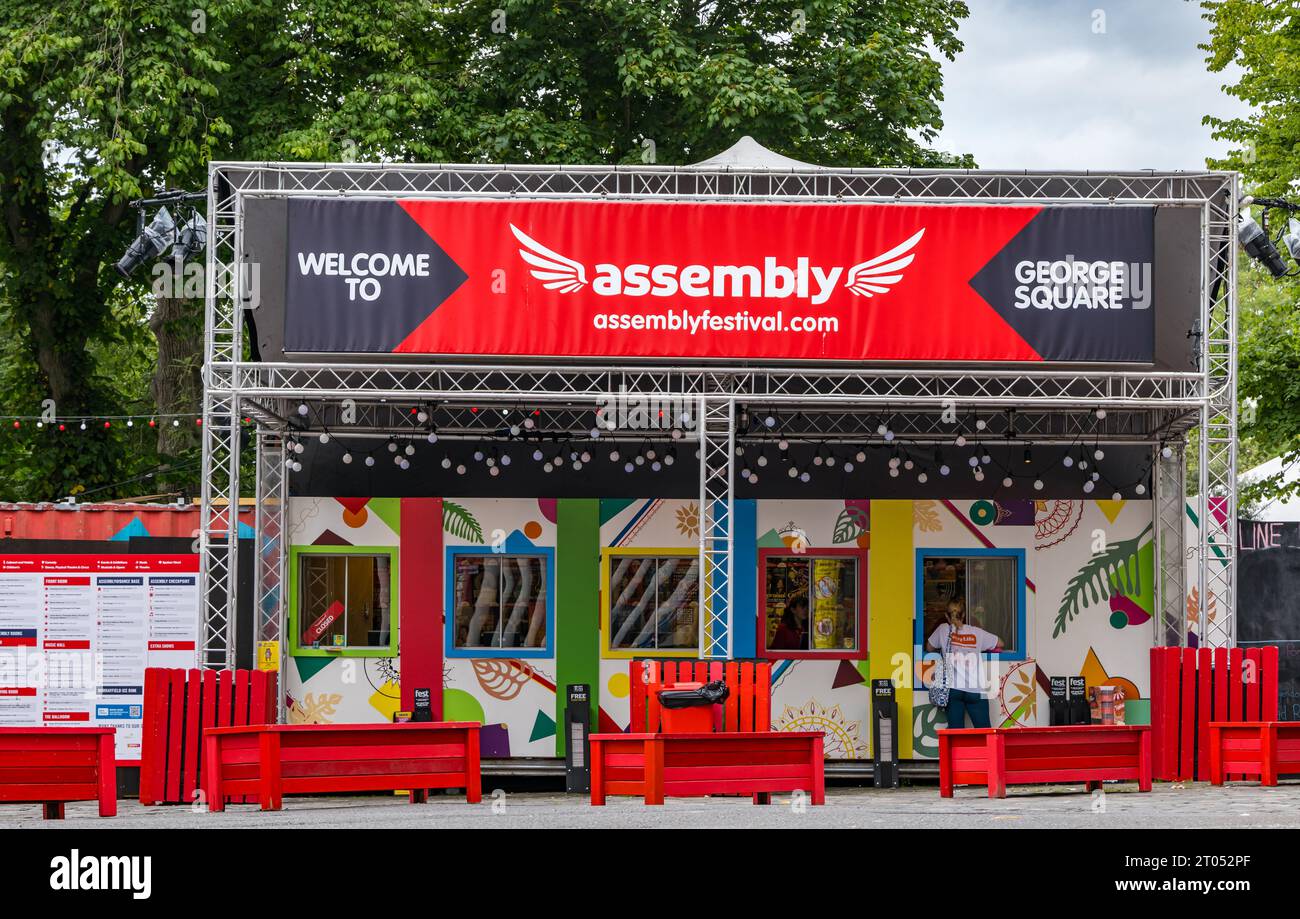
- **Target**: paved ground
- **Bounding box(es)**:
[4,780,1299,829]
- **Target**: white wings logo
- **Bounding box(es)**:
[510,223,588,293]
[843,228,925,297]
[509,222,924,304]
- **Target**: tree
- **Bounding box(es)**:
[0,0,974,501]
[1204,0,1300,506]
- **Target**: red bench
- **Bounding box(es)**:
[629,660,771,732]
[1210,721,1300,786]
[590,731,824,806]
[203,722,481,811]
[939,725,1151,798]
[0,727,116,819]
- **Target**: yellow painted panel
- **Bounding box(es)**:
[869,500,915,759]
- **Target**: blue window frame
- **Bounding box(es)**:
[914,548,1027,662]
[444,546,555,659]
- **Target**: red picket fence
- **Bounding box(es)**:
[1149,646,1279,782]
[139,667,278,805]
[629,660,772,733]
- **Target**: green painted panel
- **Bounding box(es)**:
[368,497,402,536]
[555,498,600,756]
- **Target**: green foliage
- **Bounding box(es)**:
[1204,0,1300,505]
[0,0,973,501]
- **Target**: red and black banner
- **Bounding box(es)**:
[282,198,1155,363]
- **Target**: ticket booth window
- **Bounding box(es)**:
[760,550,866,659]
[293,551,396,656]
[605,554,700,655]
[916,549,1026,660]
[450,554,550,652]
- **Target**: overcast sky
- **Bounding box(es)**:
[934,0,1254,170]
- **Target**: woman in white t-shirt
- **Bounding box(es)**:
[927,598,1003,728]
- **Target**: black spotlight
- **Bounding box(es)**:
[1238,217,1289,278]
[116,206,175,277]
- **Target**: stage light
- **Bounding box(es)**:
[173,211,207,264]
[1239,217,1290,277]
[115,207,175,277]
[1022,448,1032,465]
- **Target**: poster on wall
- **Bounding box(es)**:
[0,555,199,763]
[279,197,1155,364]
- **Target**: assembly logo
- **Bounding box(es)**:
[509,223,925,305]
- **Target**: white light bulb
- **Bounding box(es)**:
[748,473,758,484]
[1083,480,1095,494]
[342,453,353,464]
[610,450,620,462]
[533,449,544,461]
[624,462,635,473]
[778,439,789,451]
[456,464,466,475]
[904,459,914,470]
[417,410,428,423]
[441,457,452,469]
[489,465,499,476]
[968,456,979,467]
[501,454,511,466]
[427,432,438,444]
[940,464,950,476]
[1161,446,1173,459]
[319,433,330,444]
[1002,476,1013,488]
[974,470,985,482]
[1112,491,1121,501]
[856,451,866,463]
[292,461,302,472]
[509,425,521,437]
[844,462,854,473]
[652,461,662,471]
[975,419,987,431]
[1063,456,1074,468]
[955,435,967,447]
[1096,409,1107,419]
[800,472,810,483]
[1094,449,1105,461]
[365,456,375,467]
[387,442,398,453]
[400,459,410,470]
[889,468,899,478]
[473,450,484,462]
[580,451,591,463]
[788,467,798,478]
[757,455,768,467]
[404,444,415,456]
[544,462,554,473]
[918,472,928,484]
[1033,479,1044,491]
[297,404,308,416]
[1135,483,1146,495]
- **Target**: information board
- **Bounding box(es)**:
[0,554,199,762]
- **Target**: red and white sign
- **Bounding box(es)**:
[284,198,1155,363]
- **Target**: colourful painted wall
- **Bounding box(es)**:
[285,495,1157,760]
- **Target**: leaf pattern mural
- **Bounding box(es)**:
[1054,523,1152,637]
[442,500,484,543]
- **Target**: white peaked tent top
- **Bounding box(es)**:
[689,135,822,170]
[1241,455,1300,521]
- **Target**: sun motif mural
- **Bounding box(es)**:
[774,701,869,759]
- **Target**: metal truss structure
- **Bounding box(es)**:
[202,162,1238,668]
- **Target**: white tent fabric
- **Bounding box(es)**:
[689,135,822,170]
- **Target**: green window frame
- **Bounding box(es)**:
[289,545,399,658]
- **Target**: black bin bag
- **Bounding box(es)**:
[656,680,730,709]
